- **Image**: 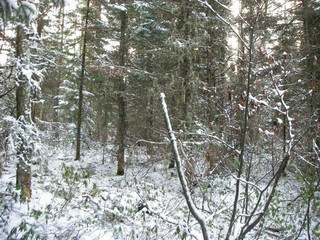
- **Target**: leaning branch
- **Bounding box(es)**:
[0,86,15,99]
[197,0,249,50]
[160,93,209,240]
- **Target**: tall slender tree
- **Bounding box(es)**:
[178,2,192,130]
[300,0,320,148]
[75,0,90,160]
[116,0,129,175]
[15,24,32,200]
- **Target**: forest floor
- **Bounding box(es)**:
[0,141,317,239]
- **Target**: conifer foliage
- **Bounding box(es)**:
[0,0,319,239]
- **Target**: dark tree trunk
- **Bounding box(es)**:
[16,26,26,119]
[301,0,320,149]
[16,158,31,200]
[31,90,37,123]
[180,2,192,130]
[53,7,66,138]
[75,0,90,160]
[116,5,128,176]
[15,25,32,201]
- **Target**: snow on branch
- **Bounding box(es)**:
[160,93,209,240]
[0,0,18,21]
[237,71,296,238]
[197,0,249,50]
[273,79,294,152]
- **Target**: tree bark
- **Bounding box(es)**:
[53,6,65,138]
[180,2,192,130]
[302,0,320,147]
[116,4,128,175]
[16,157,31,200]
[75,0,90,160]
[15,24,32,201]
[16,25,26,119]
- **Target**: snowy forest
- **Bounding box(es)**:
[0,0,319,239]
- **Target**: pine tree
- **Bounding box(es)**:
[0,0,67,199]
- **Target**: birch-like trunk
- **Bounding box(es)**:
[160,93,209,240]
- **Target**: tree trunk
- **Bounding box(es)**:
[300,0,320,152]
[306,1,320,147]
[180,2,192,130]
[16,157,31,200]
[53,6,66,138]
[116,4,128,175]
[75,0,90,160]
[15,24,32,201]
[226,27,254,240]
[16,26,26,119]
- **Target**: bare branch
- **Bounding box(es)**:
[237,66,296,239]
[160,93,209,240]
[197,0,249,50]
[0,86,15,99]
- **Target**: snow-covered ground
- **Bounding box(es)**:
[0,140,318,239]
[1,142,197,239]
